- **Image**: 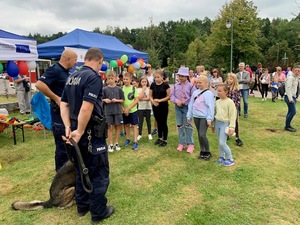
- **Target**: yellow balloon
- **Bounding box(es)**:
[120,55,128,64]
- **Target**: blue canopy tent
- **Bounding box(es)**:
[37,28,148,62]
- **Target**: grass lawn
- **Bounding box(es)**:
[0,97,300,225]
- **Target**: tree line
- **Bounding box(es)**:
[28,0,300,73]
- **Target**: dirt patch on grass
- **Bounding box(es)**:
[36,209,83,225]
[137,147,162,159]
[277,114,286,117]
[4,153,26,164]
[0,177,14,195]
[156,183,203,224]
[276,184,300,201]
[247,151,283,168]
[265,128,283,133]
[268,215,299,225]
[129,168,161,190]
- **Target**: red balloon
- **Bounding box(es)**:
[116,59,123,67]
[17,61,29,75]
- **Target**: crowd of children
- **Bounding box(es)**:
[102,67,171,151]
[102,66,246,167]
[101,64,296,168]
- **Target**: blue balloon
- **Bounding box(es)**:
[101,64,108,71]
[133,62,140,69]
[130,55,138,64]
[7,61,19,77]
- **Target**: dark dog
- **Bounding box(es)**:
[12,160,76,210]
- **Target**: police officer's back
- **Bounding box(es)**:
[60,48,115,223]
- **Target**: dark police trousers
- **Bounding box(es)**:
[51,106,68,172]
[70,133,110,221]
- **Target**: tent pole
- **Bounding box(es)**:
[28,70,32,114]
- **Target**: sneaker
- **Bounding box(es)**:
[186,144,194,153]
[159,140,167,147]
[148,134,153,140]
[235,138,244,146]
[114,143,121,151]
[202,152,212,160]
[123,139,131,147]
[137,135,142,141]
[120,131,126,137]
[222,159,235,167]
[216,157,225,164]
[108,145,114,153]
[154,139,162,145]
[244,114,248,118]
[197,151,205,159]
[151,128,158,135]
[177,144,184,152]
[284,126,297,132]
[132,142,139,150]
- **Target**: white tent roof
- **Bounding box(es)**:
[0,29,38,61]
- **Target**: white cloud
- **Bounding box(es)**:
[1,0,298,36]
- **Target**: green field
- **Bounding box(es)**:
[0,97,299,225]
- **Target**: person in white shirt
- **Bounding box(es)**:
[286,66,293,78]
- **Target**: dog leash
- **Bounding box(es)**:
[67,138,93,193]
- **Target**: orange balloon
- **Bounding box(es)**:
[128,64,135,73]
[138,60,143,67]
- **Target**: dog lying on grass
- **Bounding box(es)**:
[12,160,76,210]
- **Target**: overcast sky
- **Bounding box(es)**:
[1,0,298,36]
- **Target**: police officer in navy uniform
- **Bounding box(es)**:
[35,49,78,172]
[60,48,114,224]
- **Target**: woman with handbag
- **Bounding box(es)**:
[260,68,271,101]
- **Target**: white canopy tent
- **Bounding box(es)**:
[0,29,38,61]
[0,29,39,116]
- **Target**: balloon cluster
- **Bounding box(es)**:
[4,61,37,77]
[100,54,148,74]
